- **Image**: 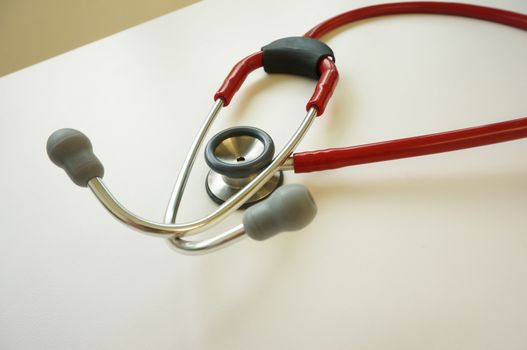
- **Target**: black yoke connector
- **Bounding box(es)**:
[262,36,335,80]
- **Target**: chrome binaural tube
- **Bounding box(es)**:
[164,99,224,225]
[168,224,247,255]
[88,105,317,250]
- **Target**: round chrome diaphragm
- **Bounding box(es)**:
[204,126,283,208]
[213,135,265,165]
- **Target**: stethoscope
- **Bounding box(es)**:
[47,2,527,254]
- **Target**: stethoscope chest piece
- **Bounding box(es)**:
[204,126,283,208]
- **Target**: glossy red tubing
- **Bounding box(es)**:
[293,2,527,173]
[214,51,263,106]
[215,53,339,115]
[307,58,339,115]
[215,2,526,173]
[305,2,527,39]
[293,117,527,173]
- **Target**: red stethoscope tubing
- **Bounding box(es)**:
[293,2,527,173]
[214,2,527,174]
[304,1,527,39]
[293,117,527,173]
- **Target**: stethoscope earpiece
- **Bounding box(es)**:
[47,128,104,187]
[243,184,317,241]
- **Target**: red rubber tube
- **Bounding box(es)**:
[293,2,527,173]
[214,51,263,107]
[307,58,339,115]
[293,117,527,173]
[305,2,527,39]
[215,52,339,114]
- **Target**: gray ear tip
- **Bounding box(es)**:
[47,128,104,187]
[243,184,317,241]
[47,128,91,163]
[47,128,86,143]
[281,183,317,212]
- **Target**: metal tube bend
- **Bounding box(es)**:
[88,107,318,243]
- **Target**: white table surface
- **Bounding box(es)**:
[1,0,526,349]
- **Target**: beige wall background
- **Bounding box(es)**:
[0,0,199,77]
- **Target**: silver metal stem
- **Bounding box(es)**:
[88,107,317,242]
[279,157,295,171]
[164,99,223,224]
[89,178,173,236]
[221,173,257,189]
[168,224,246,255]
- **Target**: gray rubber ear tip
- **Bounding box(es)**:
[46,128,104,187]
[243,184,317,241]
